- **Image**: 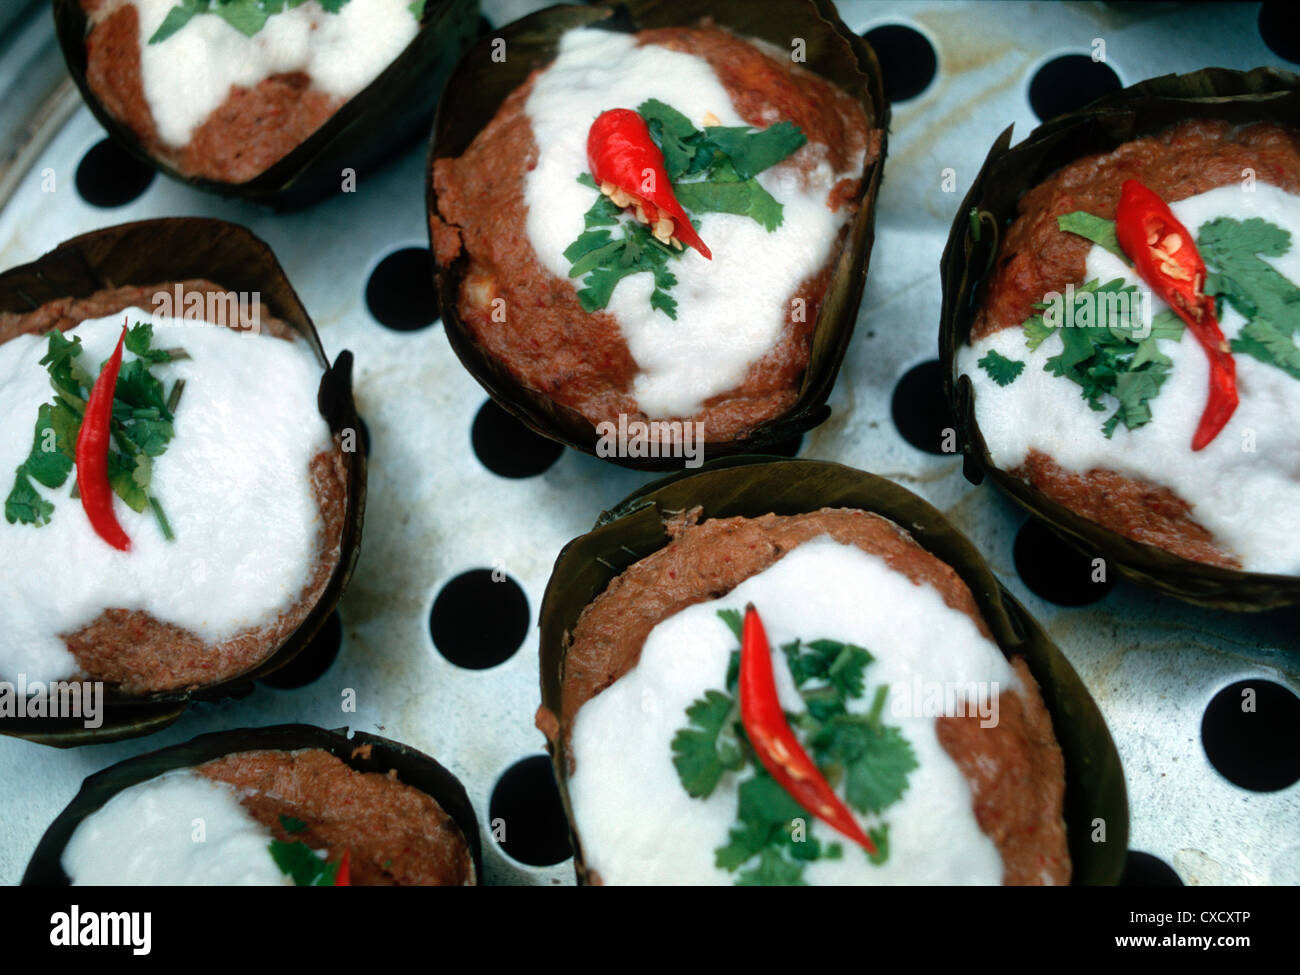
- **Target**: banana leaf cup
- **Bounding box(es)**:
[53,0,481,209]
[426,0,888,469]
[0,218,367,746]
[22,724,482,885]
[537,456,1129,885]
[940,67,1300,610]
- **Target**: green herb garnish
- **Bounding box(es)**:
[1040,211,1300,430]
[670,610,915,885]
[976,349,1025,387]
[563,98,806,317]
[148,0,373,45]
[1057,211,1128,263]
[279,815,309,834]
[269,838,340,886]
[4,323,184,537]
[1018,278,1184,437]
[1197,217,1300,380]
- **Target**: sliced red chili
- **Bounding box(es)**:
[587,108,712,260]
[738,603,876,854]
[1114,178,1238,450]
[335,849,351,886]
[75,323,131,551]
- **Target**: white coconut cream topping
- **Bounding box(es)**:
[128,0,419,149]
[0,309,334,683]
[62,768,291,885]
[523,27,862,420]
[960,183,1300,574]
[568,535,1019,885]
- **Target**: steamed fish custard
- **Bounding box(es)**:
[432,25,875,444]
[961,121,1300,573]
[81,0,422,182]
[555,512,1070,885]
[61,749,476,885]
[0,294,343,693]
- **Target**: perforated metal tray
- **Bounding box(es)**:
[0,0,1296,886]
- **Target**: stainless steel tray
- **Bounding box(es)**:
[0,0,1296,886]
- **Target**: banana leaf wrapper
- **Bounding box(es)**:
[537,456,1129,885]
[427,0,888,469]
[53,0,482,209]
[0,218,367,746]
[939,66,1300,610]
[22,723,482,885]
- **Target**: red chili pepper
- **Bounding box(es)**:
[587,108,712,260]
[738,604,876,854]
[335,849,351,886]
[1114,179,1238,450]
[75,323,131,551]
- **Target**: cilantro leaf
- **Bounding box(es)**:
[867,824,890,865]
[214,0,270,37]
[1196,216,1300,379]
[114,359,171,417]
[107,451,150,514]
[811,712,917,815]
[717,608,743,641]
[638,99,701,180]
[674,179,784,232]
[148,1,202,44]
[21,404,74,489]
[736,848,807,886]
[5,471,54,527]
[1233,320,1300,380]
[671,689,743,798]
[279,815,309,834]
[1057,211,1129,263]
[269,839,339,886]
[702,123,807,181]
[1024,279,1180,436]
[977,348,1025,386]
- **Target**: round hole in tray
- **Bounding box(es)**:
[862,24,938,103]
[430,568,530,669]
[1259,3,1300,64]
[1121,851,1184,886]
[75,138,155,208]
[489,755,573,867]
[259,610,343,689]
[1202,679,1300,792]
[891,359,957,455]
[1028,54,1121,121]
[1012,518,1116,606]
[471,399,564,478]
[365,247,439,331]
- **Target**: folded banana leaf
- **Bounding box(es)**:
[0,218,367,746]
[53,0,481,208]
[538,456,1129,885]
[427,0,888,468]
[940,66,1300,610]
[22,724,482,884]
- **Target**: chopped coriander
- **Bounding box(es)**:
[671,609,914,884]
[1058,211,1129,263]
[5,325,186,535]
[1032,211,1300,431]
[977,348,1025,386]
[1197,216,1300,380]
[564,98,806,317]
[1020,279,1183,437]
[279,814,309,834]
[269,838,339,886]
[149,0,357,46]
